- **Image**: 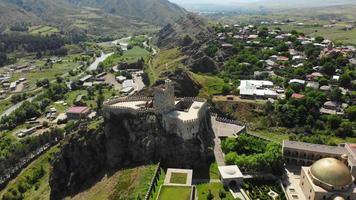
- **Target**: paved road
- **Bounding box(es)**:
[88,52,114,71]
[0,96,36,118]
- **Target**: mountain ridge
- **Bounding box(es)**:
[0,0,187,33]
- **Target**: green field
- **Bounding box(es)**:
[169,172,187,184]
[103,46,149,68]
[29,26,59,36]
[271,24,356,45]
[157,186,192,200]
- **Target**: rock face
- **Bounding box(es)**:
[156,69,202,97]
[49,112,214,199]
[156,14,219,74]
[50,128,107,200]
[188,55,218,73]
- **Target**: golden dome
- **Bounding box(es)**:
[310,158,353,187]
[330,195,345,200]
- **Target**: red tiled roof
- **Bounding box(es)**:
[291,93,305,99]
[67,106,90,114]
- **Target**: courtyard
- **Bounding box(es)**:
[157,186,192,200]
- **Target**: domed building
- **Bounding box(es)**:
[300,157,356,200]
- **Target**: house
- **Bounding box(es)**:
[221,43,233,49]
[83,82,93,88]
[292,55,307,62]
[306,81,320,90]
[9,82,17,91]
[320,101,344,115]
[79,75,93,84]
[17,127,37,137]
[277,56,289,62]
[247,35,258,40]
[116,76,127,83]
[291,93,305,100]
[349,58,356,66]
[307,72,323,80]
[333,75,340,81]
[122,79,134,89]
[239,80,277,99]
[218,165,243,187]
[320,85,331,92]
[66,106,91,120]
[96,72,107,79]
[289,79,305,85]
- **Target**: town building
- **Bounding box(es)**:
[66,106,91,120]
[218,165,244,187]
[239,80,277,99]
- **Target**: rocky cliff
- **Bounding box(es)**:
[156,14,219,74]
[49,112,214,199]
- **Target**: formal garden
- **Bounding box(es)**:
[242,179,287,200]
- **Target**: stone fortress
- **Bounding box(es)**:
[103,79,208,140]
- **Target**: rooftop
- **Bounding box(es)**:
[67,106,90,114]
[166,101,205,121]
[310,158,353,187]
[218,165,243,179]
[283,140,346,155]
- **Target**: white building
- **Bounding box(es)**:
[239,80,277,99]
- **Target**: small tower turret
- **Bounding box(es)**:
[154,79,175,114]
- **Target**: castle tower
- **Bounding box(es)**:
[154,79,175,114]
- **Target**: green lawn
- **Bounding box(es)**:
[196,183,235,200]
[169,172,187,184]
[157,186,191,200]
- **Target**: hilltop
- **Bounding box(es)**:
[0,0,187,34]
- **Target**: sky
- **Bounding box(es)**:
[169,0,259,4]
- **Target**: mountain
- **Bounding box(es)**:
[0,0,187,33]
[171,0,356,12]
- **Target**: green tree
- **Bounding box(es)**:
[339,73,351,87]
[328,115,342,130]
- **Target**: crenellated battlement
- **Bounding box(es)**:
[103,80,208,141]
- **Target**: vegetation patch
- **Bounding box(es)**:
[109,165,157,200]
[190,72,226,97]
[196,182,235,200]
[0,146,60,200]
[169,172,187,184]
[222,134,283,174]
[157,186,191,200]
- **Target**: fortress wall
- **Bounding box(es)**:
[104,96,153,106]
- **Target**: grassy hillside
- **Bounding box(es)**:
[0,146,60,200]
[67,165,158,200]
[146,48,187,84]
[0,0,186,36]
